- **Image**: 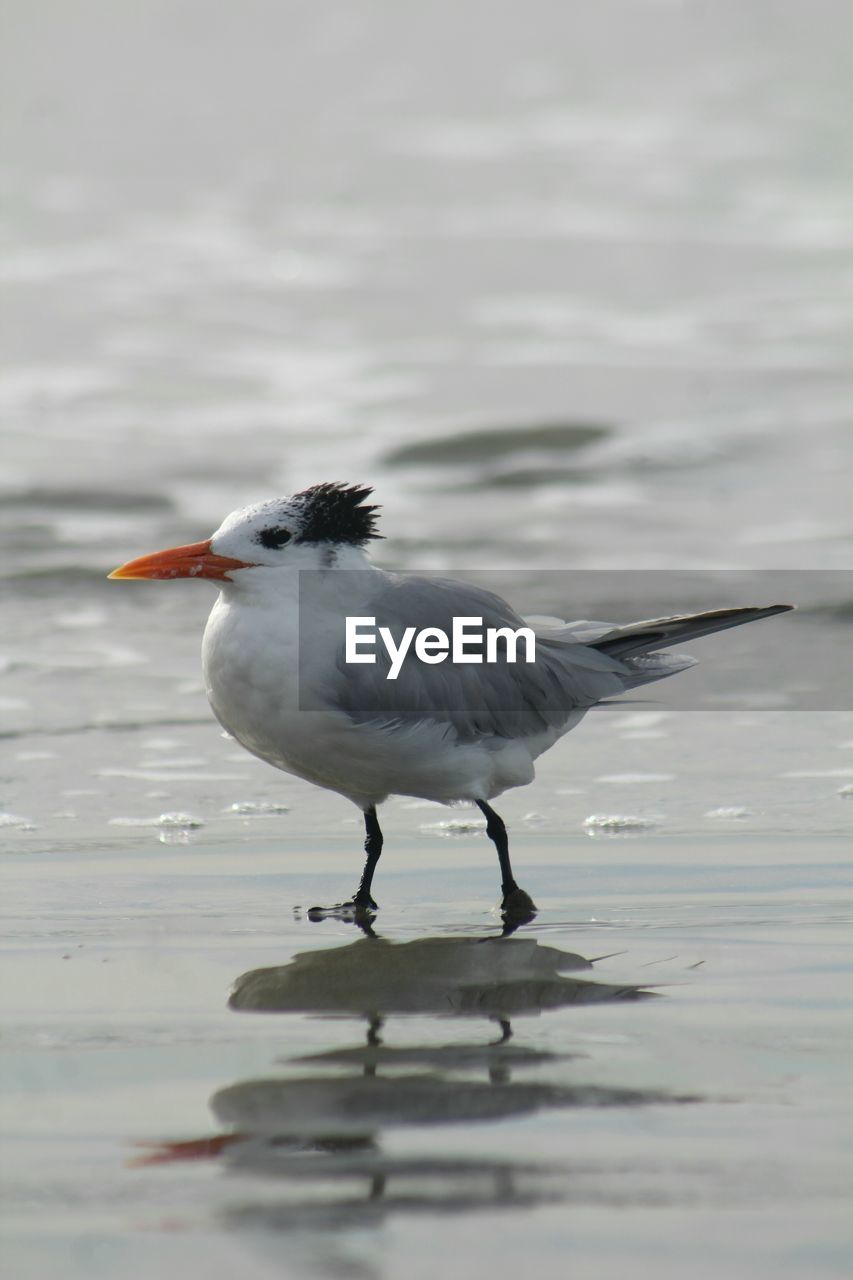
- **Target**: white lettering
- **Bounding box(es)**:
[345,617,537,679]
[346,617,377,663]
[378,626,416,680]
[486,626,536,664]
[414,627,449,664]
[452,616,484,663]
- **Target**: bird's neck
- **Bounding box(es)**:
[217,543,379,610]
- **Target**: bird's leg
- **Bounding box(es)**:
[475,800,517,896]
[476,800,537,923]
[492,1017,513,1045]
[475,800,523,897]
[308,806,383,924]
[352,805,383,910]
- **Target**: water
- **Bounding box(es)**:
[2,841,851,1279]
[1,1,852,1276]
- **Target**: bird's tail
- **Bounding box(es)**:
[588,604,794,659]
[584,604,794,691]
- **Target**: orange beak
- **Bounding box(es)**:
[108,539,255,582]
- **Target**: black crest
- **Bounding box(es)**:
[292,482,382,546]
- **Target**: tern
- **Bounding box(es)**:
[110,482,792,921]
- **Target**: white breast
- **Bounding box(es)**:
[201,570,373,801]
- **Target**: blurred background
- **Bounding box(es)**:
[1,0,852,841]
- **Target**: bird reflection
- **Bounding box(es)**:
[134,932,697,1226]
[228,932,644,1023]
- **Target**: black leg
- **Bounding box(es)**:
[308,806,383,925]
[476,800,515,896]
[352,805,383,910]
[476,800,537,922]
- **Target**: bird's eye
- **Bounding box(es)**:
[257,527,292,550]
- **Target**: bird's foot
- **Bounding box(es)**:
[500,885,537,932]
[307,899,378,937]
[307,894,377,924]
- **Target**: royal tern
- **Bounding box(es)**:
[110,482,792,920]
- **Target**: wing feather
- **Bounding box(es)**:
[329,575,629,741]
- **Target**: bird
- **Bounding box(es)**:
[109,481,792,922]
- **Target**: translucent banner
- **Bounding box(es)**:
[296,569,851,717]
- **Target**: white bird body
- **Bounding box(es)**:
[201,551,571,809]
[110,482,793,920]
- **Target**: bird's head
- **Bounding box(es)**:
[109,482,382,584]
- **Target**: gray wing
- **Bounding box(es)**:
[329,574,631,741]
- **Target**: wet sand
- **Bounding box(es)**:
[2,830,851,1280]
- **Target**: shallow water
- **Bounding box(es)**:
[2,0,852,1276]
[2,836,851,1280]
